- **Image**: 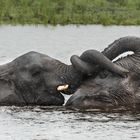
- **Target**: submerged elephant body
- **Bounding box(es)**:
[66,37,140,109]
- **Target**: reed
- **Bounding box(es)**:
[0,0,140,25]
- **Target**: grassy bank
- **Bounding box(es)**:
[0,0,140,25]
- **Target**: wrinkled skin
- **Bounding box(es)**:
[0,40,120,106]
[66,36,140,109]
[0,51,83,106]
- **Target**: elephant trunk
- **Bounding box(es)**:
[56,63,83,94]
[103,36,140,60]
[71,36,140,76]
[70,55,98,75]
[71,50,129,77]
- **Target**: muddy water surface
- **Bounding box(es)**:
[0,25,140,140]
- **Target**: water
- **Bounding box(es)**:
[0,25,140,140]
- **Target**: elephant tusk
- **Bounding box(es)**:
[57,84,69,91]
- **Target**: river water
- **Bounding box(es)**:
[0,25,140,140]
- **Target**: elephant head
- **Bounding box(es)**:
[0,51,86,106]
[66,36,140,109]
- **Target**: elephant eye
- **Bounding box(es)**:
[32,70,41,76]
[30,67,41,76]
[99,71,109,79]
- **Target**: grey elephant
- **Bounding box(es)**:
[0,51,85,106]
[66,36,140,109]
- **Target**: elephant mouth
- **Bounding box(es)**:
[57,84,69,91]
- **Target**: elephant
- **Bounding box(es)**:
[66,36,140,110]
[0,39,123,106]
[0,51,87,106]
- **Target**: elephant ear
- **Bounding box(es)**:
[0,63,25,105]
[0,79,24,105]
[0,79,15,103]
[71,50,129,77]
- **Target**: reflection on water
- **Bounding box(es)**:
[1,106,140,140]
[0,25,140,140]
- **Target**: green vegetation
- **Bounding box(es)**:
[0,0,140,25]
